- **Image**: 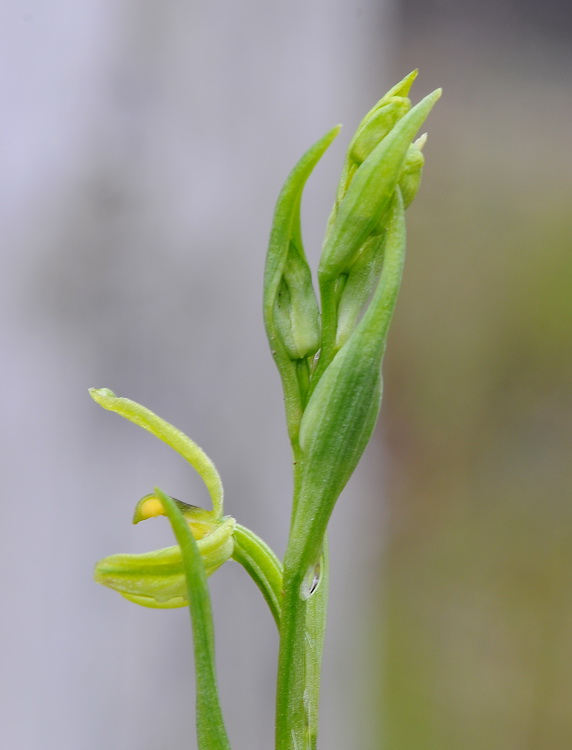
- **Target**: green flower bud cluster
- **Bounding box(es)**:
[337,69,418,204]
[264,73,440,573]
[319,83,438,282]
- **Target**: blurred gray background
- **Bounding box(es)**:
[1,1,571,749]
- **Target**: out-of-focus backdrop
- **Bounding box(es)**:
[1,2,571,749]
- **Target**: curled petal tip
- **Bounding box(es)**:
[89,387,117,405]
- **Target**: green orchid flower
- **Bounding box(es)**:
[95,493,236,608]
[90,389,282,619]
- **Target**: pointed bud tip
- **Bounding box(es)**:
[415,133,428,150]
[324,123,342,146]
[384,69,419,100]
[400,68,419,93]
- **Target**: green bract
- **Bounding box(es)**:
[292,191,406,572]
[263,125,340,438]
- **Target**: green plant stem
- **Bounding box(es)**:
[305,540,329,750]
[276,467,329,750]
[276,565,309,750]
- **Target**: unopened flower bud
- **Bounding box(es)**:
[333,70,418,206]
[349,98,410,166]
[273,241,321,360]
[319,89,441,281]
[398,134,427,208]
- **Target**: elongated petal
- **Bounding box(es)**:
[94,516,235,608]
[89,388,224,517]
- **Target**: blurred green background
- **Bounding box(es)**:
[379,10,572,749]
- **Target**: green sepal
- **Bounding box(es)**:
[263,125,340,441]
[318,88,440,281]
[291,192,407,572]
[94,514,235,608]
[89,388,224,518]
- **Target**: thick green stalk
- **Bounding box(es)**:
[276,465,329,750]
[305,540,329,750]
[276,564,310,750]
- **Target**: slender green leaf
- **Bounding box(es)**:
[155,487,231,750]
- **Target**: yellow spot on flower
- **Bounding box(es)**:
[139,496,165,519]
